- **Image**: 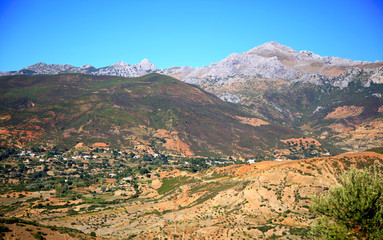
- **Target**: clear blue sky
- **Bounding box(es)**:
[0,0,382,71]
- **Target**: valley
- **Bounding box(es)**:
[1,42,383,239]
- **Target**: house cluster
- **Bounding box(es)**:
[17,149,104,165]
[23,156,62,165]
[107,172,133,181]
[183,159,235,166]
[18,150,45,159]
[71,154,98,160]
[247,158,293,164]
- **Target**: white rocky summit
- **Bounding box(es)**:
[1,42,382,90]
[172,41,381,87]
[1,59,158,78]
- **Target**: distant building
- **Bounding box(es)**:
[248,159,256,164]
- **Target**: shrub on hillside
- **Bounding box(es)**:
[310,166,383,239]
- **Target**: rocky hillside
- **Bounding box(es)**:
[201,76,383,152]
[161,41,383,88]
[0,73,304,159]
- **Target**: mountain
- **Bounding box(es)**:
[159,42,383,153]
[1,42,382,153]
[3,42,383,89]
[0,73,305,159]
[162,41,383,88]
[95,59,157,77]
[0,59,157,78]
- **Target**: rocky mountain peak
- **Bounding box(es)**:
[112,61,130,68]
[141,58,150,64]
[247,41,296,56]
[80,64,93,69]
[139,58,157,71]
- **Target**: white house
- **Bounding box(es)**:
[248,159,256,164]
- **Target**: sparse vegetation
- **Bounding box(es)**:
[310,167,383,239]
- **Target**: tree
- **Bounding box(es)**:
[310,167,383,239]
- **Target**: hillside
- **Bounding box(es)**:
[199,76,383,153]
[1,151,382,239]
[0,73,303,159]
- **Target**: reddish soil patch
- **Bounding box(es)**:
[159,169,186,178]
[1,222,100,240]
[92,142,109,148]
[0,114,11,120]
[325,106,364,119]
[74,142,85,149]
[235,116,269,127]
[105,178,116,183]
[0,128,10,135]
[156,129,194,156]
[321,66,348,77]
[357,62,383,69]
[328,123,355,133]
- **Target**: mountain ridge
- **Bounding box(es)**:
[0,73,307,159]
[2,42,382,89]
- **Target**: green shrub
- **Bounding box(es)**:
[310,166,383,239]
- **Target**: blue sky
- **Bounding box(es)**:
[0,0,382,71]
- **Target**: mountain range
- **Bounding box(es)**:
[2,42,383,89]
[1,42,383,157]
